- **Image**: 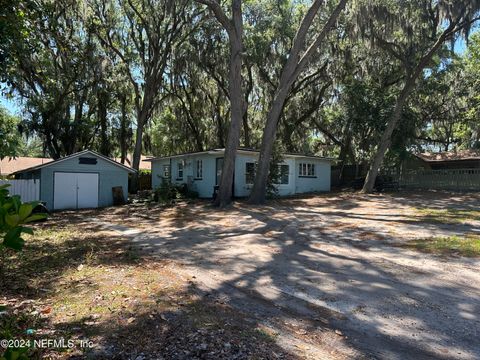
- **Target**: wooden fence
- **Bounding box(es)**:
[396,168,480,191]
[0,179,41,202]
[138,172,152,190]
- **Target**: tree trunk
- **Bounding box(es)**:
[119,93,128,164]
[242,108,250,148]
[131,109,148,193]
[248,0,348,204]
[98,89,109,156]
[361,24,456,193]
[362,84,412,193]
[242,65,253,148]
[214,0,243,207]
[70,91,86,154]
[248,86,291,204]
[216,112,225,148]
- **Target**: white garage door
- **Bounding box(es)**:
[54,172,99,210]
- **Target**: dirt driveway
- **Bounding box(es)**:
[93,191,480,359]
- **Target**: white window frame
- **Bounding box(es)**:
[299,162,315,177]
[195,159,203,179]
[177,162,184,180]
[163,165,170,179]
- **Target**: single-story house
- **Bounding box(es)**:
[413,149,480,170]
[13,150,136,211]
[148,148,333,198]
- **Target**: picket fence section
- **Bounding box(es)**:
[0,179,41,202]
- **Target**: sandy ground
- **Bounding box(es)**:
[91,191,480,359]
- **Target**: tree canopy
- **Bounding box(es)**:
[1,0,479,198]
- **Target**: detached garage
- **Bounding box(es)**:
[13,150,135,211]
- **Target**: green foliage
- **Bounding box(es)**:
[153,178,198,204]
[0,0,34,79]
[0,184,46,359]
[0,184,46,251]
[266,143,285,198]
[405,235,480,257]
[1,0,479,180]
[0,106,22,160]
[412,59,473,151]
[0,345,29,360]
[463,31,480,147]
[138,169,151,176]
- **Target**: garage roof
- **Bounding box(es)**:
[12,150,137,175]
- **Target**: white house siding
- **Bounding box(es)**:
[150,151,331,198]
[0,179,40,202]
[151,159,170,189]
[294,158,331,193]
[234,153,296,197]
[151,154,217,198]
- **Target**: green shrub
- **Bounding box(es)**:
[266,143,285,198]
[0,184,47,251]
[0,184,47,360]
[153,178,198,203]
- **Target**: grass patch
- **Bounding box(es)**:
[242,327,279,343]
[415,208,480,224]
[405,235,480,257]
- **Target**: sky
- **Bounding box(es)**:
[1,95,18,115]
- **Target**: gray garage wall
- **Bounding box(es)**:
[39,155,130,210]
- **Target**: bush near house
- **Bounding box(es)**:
[0,185,46,251]
[153,178,199,204]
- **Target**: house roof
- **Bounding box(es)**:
[12,150,137,175]
[146,148,336,162]
[416,149,480,162]
[0,156,53,175]
[112,155,152,171]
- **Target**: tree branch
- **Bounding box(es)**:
[195,0,235,38]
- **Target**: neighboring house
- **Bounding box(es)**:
[113,154,152,171]
[13,150,136,211]
[0,156,53,177]
[148,148,333,198]
[413,149,480,170]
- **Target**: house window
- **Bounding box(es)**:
[177,162,184,180]
[299,163,315,177]
[195,159,203,179]
[163,165,170,178]
[246,162,256,184]
[279,164,289,184]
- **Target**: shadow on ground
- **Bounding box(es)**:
[2,190,479,359]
